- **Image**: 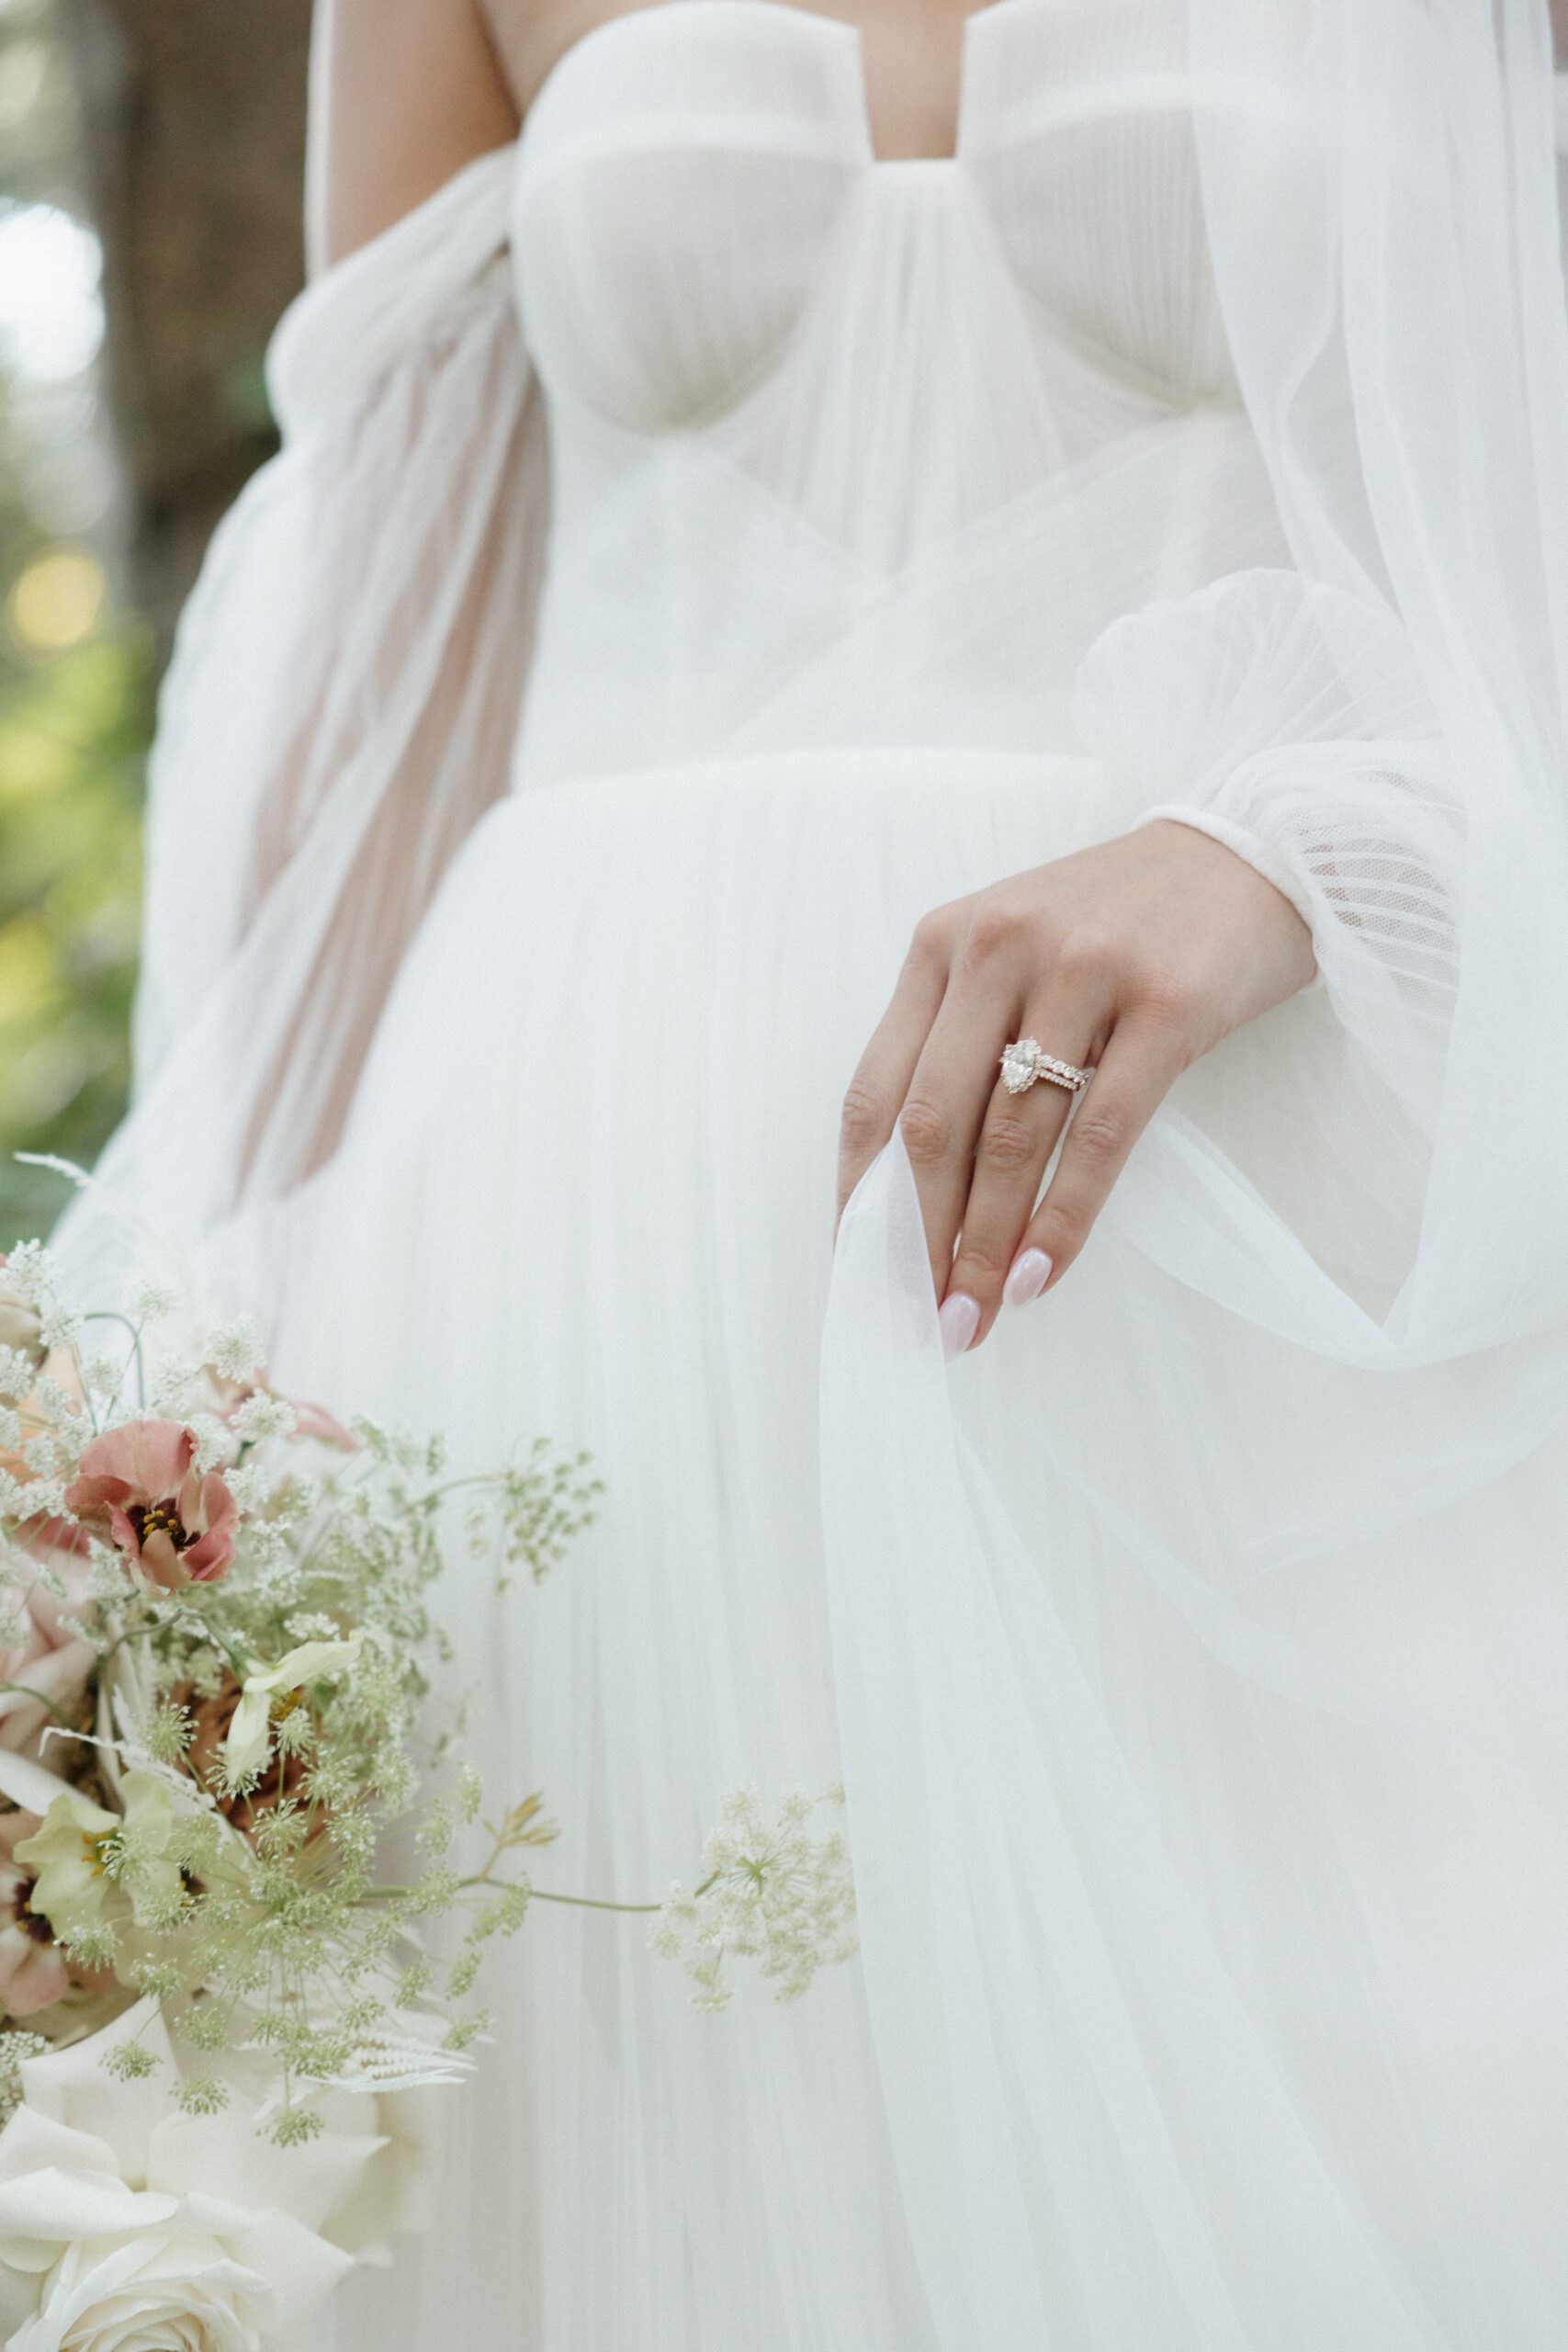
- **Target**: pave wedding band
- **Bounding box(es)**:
[999,1038,1094,1097]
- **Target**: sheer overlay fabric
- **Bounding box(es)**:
[52,3,1568,2345]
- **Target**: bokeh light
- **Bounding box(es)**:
[0,0,143,1245]
[0,198,102,381]
[8,544,103,648]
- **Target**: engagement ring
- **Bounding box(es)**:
[999,1039,1093,1097]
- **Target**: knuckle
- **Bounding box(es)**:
[839,1080,889,1161]
[1068,1108,1127,1167]
[1054,926,1122,993]
[1037,1199,1091,1259]
[976,1114,1040,1176]
[909,906,954,965]
[963,894,1027,966]
[953,1234,1011,1285]
[1126,962,1202,1035]
[897,1095,955,1168]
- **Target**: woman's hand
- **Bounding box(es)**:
[836,819,1317,1356]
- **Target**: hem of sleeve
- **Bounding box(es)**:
[1135,804,1326,996]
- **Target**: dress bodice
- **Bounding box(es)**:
[506,0,1290,786]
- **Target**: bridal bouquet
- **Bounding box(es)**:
[0,1232,855,2347]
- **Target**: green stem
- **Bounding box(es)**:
[527,1889,662,1916]
[364,1867,718,1917]
[0,1679,70,1726]
[78,1312,147,1418]
[66,1343,100,1438]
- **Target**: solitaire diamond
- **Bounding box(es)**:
[1000,1040,1040,1094]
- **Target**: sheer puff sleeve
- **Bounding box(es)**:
[1055,0,1568,1385]
[57,143,544,1297]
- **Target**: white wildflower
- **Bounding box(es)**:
[87,1549,134,1605]
[220,1460,271,1514]
[650,1786,857,2011]
[207,1314,263,1383]
[285,1611,344,1644]
[36,1299,84,1354]
[17,1476,65,1522]
[28,1378,85,1430]
[0,2028,49,2130]
[185,1410,231,1473]
[125,1275,182,1323]
[0,1241,51,1306]
[146,1356,204,1418]
[231,1391,297,1446]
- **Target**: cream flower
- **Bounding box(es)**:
[220,1638,362,1785]
[14,1772,185,1943]
[0,1810,68,2018]
[0,2001,372,2347]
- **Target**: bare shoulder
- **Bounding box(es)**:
[306,0,522,274]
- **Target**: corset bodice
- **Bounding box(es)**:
[506,0,1290,786]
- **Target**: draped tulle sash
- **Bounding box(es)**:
[821,1136,1460,2352]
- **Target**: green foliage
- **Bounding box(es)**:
[0,0,149,1248]
[0,630,148,1245]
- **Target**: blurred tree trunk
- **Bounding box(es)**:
[56,0,312,659]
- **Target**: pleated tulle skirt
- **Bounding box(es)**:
[273,745,1568,2351]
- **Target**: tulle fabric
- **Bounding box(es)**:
[49,2,1568,2345]
[58,148,547,1293]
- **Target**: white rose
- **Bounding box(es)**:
[9,2233,274,2352]
[0,2002,378,2347]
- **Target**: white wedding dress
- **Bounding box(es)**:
[57,2,1568,2345]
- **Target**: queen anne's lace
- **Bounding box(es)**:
[650,1787,857,2010]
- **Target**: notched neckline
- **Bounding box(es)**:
[519,0,1051,173]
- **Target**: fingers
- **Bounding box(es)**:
[964,1014,1178,1343]
[941,1016,1097,1349]
[840,892,1186,1348]
[896,977,1022,1300]
[836,915,950,1226]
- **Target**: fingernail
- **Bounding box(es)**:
[1003,1249,1053,1308]
[938,1292,980,1360]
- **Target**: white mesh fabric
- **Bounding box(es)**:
[55,148,546,1291]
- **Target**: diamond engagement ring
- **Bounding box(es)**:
[999,1038,1093,1097]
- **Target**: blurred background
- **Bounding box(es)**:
[0,0,310,1243]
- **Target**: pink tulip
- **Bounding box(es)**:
[64,1419,239,1593]
[283,1395,359,1452]
[0,1809,68,2016]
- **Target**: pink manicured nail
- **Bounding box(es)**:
[939,1292,980,1360]
[1003,1249,1053,1307]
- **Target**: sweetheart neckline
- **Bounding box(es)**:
[518,0,1055,174]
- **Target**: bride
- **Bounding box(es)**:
[57,0,1568,2342]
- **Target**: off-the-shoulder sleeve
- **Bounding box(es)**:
[60,144,546,1295]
